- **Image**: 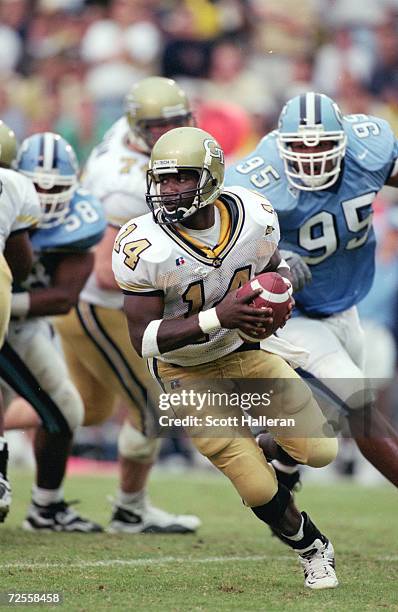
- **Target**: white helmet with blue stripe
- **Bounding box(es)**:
[16,132,79,227]
[277,92,347,191]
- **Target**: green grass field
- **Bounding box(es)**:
[1,470,397,611]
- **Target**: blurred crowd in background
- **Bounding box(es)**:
[3,0,398,475]
[4,0,398,161]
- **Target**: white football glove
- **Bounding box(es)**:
[279,249,312,293]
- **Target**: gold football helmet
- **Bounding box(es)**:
[146,127,225,223]
[0,121,17,168]
[125,76,192,152]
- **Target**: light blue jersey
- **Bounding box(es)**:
[32,187,106,252]
[226,114,398,315]
[18,187,106,292]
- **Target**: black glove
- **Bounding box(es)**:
[279,250,312,293]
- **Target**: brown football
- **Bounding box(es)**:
[236,272,293,342]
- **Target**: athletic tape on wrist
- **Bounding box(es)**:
[141,319,162,358]
[277,258,290,270]
[11,292,30,318]
[198,308,221,334]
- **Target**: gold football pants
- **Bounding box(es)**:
[152,348,338,507]
[0,253,12,349]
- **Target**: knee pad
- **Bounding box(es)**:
[118,421,161,463]
[1,347,84,434]
[16,328,84,432]
[51,380,84,431]
[209,438,278,507]
[305,436,338,468]
[251,482,291,525]
[280,436,338,468]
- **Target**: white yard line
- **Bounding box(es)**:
[0,555,290,569]
[0,554,394,569]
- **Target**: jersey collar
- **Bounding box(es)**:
[160,192,245,267]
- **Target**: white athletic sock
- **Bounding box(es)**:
[272,459,299,474]
[32,485,63,506]
[118,488,146,506]
[282,515,304,542]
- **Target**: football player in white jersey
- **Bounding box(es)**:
[0,121,41,521]
[1,132,105,532]
[56,76,200,533]
[112,127,339,590]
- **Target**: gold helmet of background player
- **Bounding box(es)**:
[125,76,192,153]
[146,127,225,224]
[0,121,17,168]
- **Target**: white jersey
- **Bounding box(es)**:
[0,168,41,252]
[113,186,279,366]
[80,116,149,309]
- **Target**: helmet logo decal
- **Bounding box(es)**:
[125,98,139,115]
[203,138,224,165]
[332,102,343,126]
[278,102,288,130]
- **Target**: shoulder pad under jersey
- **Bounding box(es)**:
[114,213,173,266]
[344,114,397,173]
[223,185,277,235]
[225,132,299,214]
[112,213,174,293]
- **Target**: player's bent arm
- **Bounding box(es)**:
[124,293,206,357]
[4,230,34,283]
[94,225,120,291]
[124,288,274,358]
[24,251,94,317]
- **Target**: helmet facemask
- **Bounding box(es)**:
[33,172,77,228]
[277,128,347,191]
[146,165,218,224]
[277,92,347,191]
[17,132,79,228]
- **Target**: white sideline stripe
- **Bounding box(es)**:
[0,555,291,569]
[0,554,395,569]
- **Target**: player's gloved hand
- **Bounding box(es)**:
[215,288,274,340]
[279,250,312,293]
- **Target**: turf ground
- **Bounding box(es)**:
[1,470,397,611]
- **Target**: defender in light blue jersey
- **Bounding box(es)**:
[227,92,398,489]
[0,132,106,532]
